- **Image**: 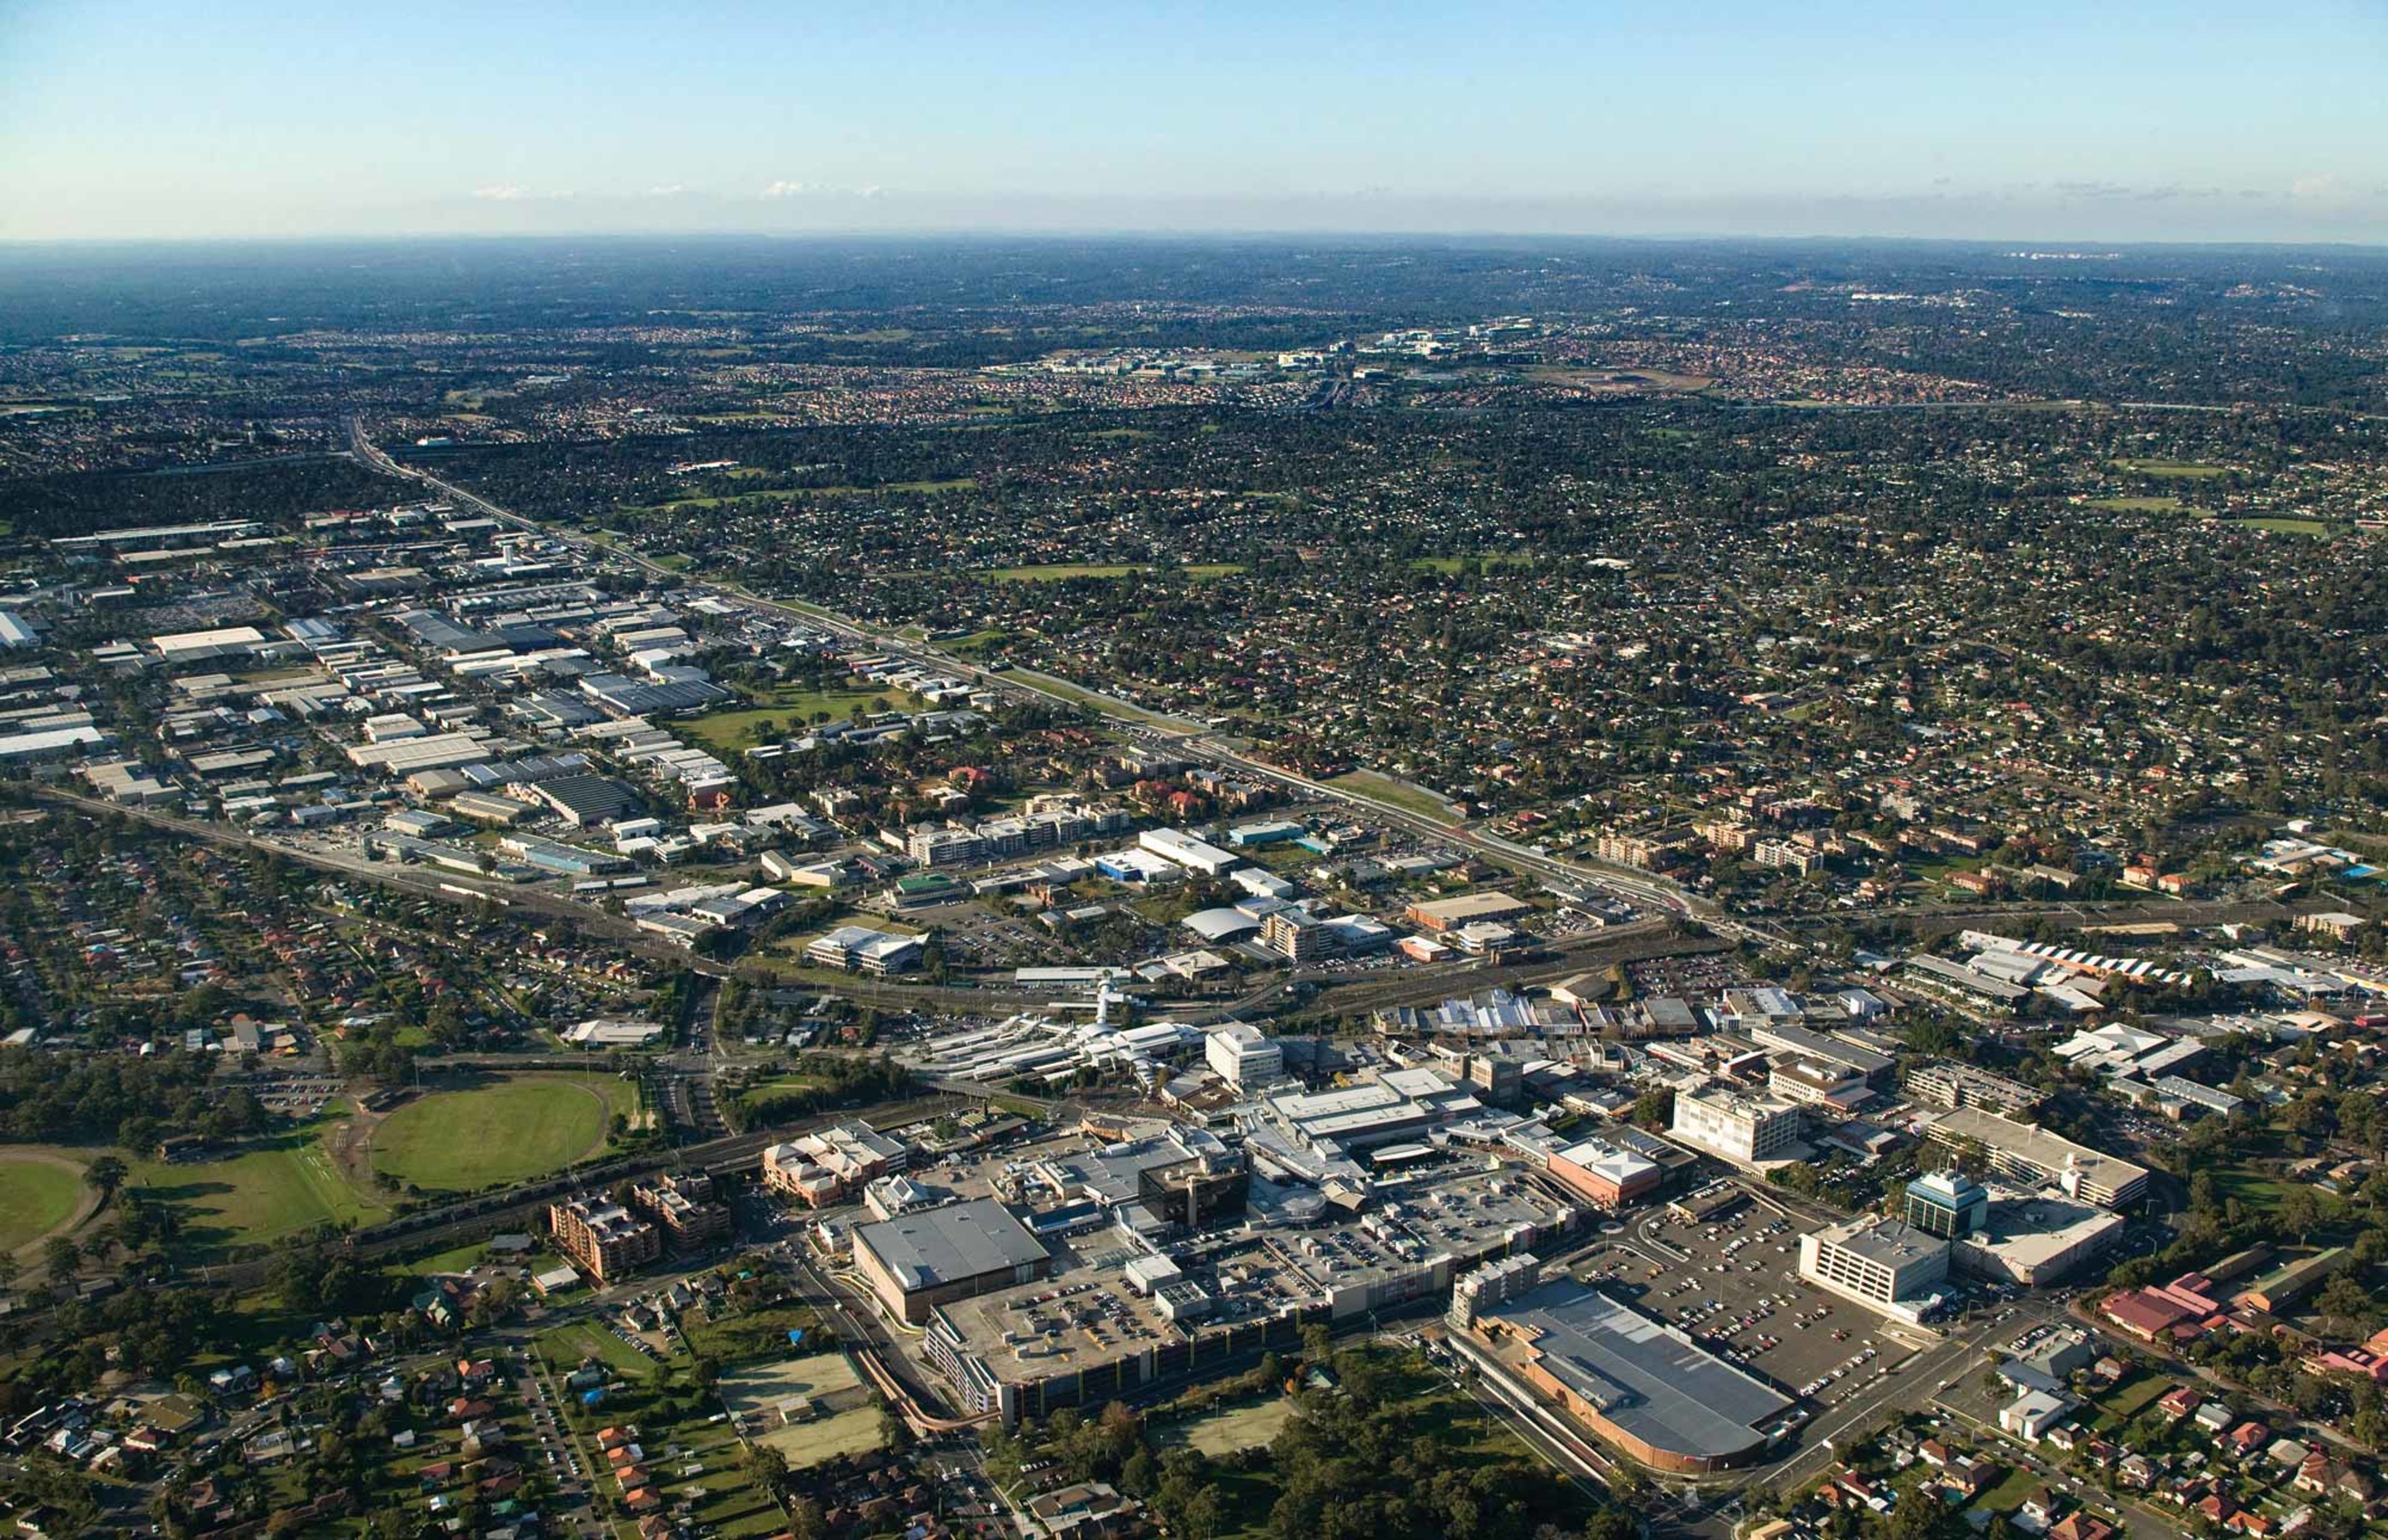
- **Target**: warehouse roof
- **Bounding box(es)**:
[1182,906,1262,943]
[854,1197,1048,1291]
[1409,891,1533,924]
[532,773,644,825]
[1481,1280,1792,1462]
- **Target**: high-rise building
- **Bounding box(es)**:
[1904,1170,1991,1240]
[1261,908,1331,962]
[1205,1022,1284,1088]
[548,1195,663,1283]
[630,1169,734,1253]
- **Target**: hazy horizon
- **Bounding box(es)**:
[5,1,2387,245]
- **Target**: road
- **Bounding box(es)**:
[34,786,733,975]
[345,418,1718,928]
[345,419,2285,974]
[154,1092,973,1302]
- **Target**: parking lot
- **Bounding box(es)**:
[1563,1193,1921,1412]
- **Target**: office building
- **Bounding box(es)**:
[1905,1171,1991,1240]
[1405,892,1532,933]
[1204,1023,1283,1088]
[806,924,925,977]
[1923,1107,2148,1209]
[762,1122,909,1207]
[1768,1054,1872,1112]
[1951,1188,2124,1286]
[1139,827,1240,877]
[1261,908,1331,962]
[1134,1151,1251,1231]
[1671,1084,1803,1166]
[1905,1060,2041,1115]
[1799,1217,1950,1319]
[1546,1136,1663,1209]
[1745,1021,1894,1089]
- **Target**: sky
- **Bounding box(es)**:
[3,0,2387,244]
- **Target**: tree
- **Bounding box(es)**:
[745,1443,788,1492]
[42,1236,78,1281]
[1181,1485,1226,1539]
[84,1155,127,1206]
[2317,1273,2375,1331]
[2277,1187,2322,1245]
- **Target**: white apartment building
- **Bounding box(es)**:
[1205,1022,1284,1089]
[1671,1084,1803,1166]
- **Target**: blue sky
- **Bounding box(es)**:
[3,0,2386,241]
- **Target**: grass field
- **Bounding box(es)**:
[1006,668,1188,727]
[983,561,1244,582]
[1973,1463,2043,1515]
[537,1320,661,1382]
[2231,516,2333,536]
[2086,496,2188,512]
[405,1238,498,1276]
[2096,1370,2173,1424]
[1160,1396,1300,1456]
[2217,1166,2297,1208]
[127,1123,388,1253]
[680,683,919,752]
[2111,458,2229,479]
[938,628,1012,656]
[683,1303,823,1365]
[1328,768,1458,821]
[371,1076,620,1193]
[1157,1353,1578,1538]
[0,1153,85,1252]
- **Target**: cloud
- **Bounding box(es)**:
[641,184,688,198]
[471,184,574,202]
[2290,172,2343,200]
[761,180,810,198]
